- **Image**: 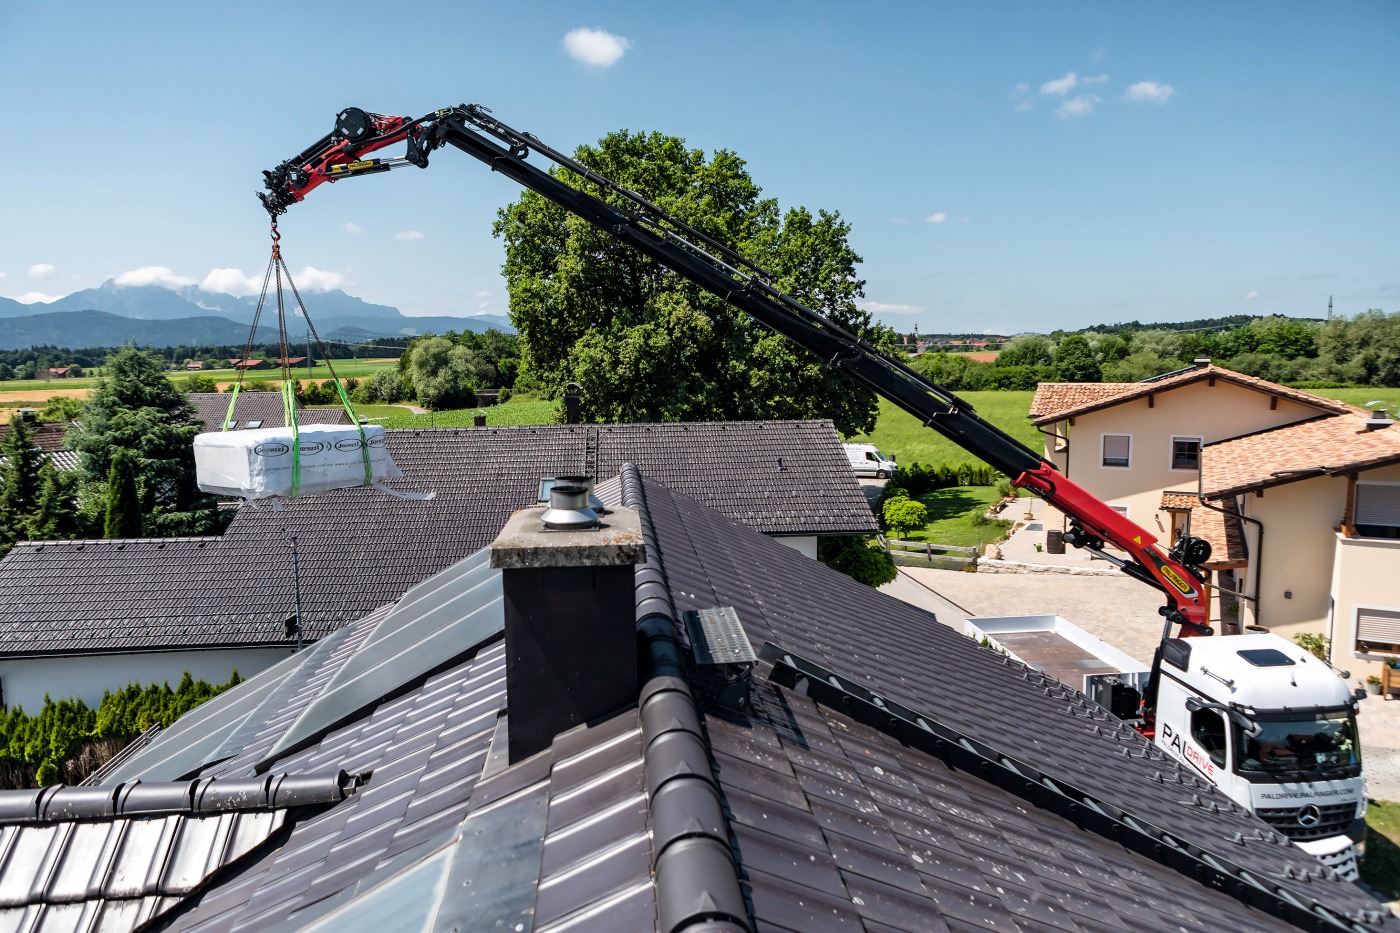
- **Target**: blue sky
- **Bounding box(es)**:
[1,1,1396,334]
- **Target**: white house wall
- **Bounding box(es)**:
[0,647,294,711]
[775,536,818,559]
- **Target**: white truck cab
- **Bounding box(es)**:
[843,443,898,478]
[1150,634,1366,880]
[966,617,1367,882]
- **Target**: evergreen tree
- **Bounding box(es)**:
[0,416,45,545]
[0,416,43,513]
[104,450,143,538]
[27,461,79,540]
[1054,334,1103,382]
[69,346,223,536]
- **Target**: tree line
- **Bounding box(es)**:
[0,339,415,380]
[912,311,1400,390]
[0,672,241,788]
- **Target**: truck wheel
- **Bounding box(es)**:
[876,469,888,478]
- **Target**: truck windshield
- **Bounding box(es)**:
[1235,713,1359,774]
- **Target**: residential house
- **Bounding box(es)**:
[1201,408,1400,681]
[0,421,874,708]
[1029,362,1399,678]
[0,464,1387,932]
[229,359,270,370]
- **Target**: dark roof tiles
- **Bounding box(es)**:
[0,421,871,655]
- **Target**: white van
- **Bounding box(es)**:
[843,443,898,478]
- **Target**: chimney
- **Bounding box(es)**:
[489,486,645,763]
[1193,358,1211,367]
[563,383,582,425]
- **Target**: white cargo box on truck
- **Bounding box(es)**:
[194,424,403,500]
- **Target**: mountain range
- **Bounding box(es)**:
[0,281,513,349]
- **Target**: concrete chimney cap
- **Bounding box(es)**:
[489,505,645,569]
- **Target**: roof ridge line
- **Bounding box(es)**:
[622,464,750,933]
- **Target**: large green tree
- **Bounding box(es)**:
[406,336,495,411]
[1053,334,1102,382]
[493,130,879,434]
[69,347,221,536]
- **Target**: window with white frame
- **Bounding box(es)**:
[1101,434,1131,468]
[1355,482,1400,539]
[1356,606,1400,655]
[1170,436,1202,471]
[1110,505,1129,518]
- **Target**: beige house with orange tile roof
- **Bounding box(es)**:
[1201,409,1400,681]
[1027,363,1400,677]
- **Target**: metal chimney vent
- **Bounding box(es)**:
[1364,402,1395,431]
[683,607,757,713]
[537,476,608,514]
[540,484,598,530]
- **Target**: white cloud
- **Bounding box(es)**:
[28,263,56,278]
[562,27,632,68]
[1056,94,1101,118]
[293,266,346,291]
[343,222,362,234]
[394,230,425,241]
[1041,71,1077,95]
[202,265,345,295]
[473,290,491,298]
[925,212,948,224]
[1124,80,1174,103]
[1014,99,1035,113]
[15,291,61,304]
[890,217,909,225]
[1081,74,1109,85]
[858,300,924,315]
[1245,290,1259,299]
[114,266,197,288]
[1014,82,1030,95]
[0,272,7,279]
[201,268,262,296]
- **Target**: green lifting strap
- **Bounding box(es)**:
[283,379,302,498]
[330,377,373,486]
[220,381,242,432]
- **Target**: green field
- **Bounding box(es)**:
[378,397,561,429]
[846,392,1042,468]
[1308,386,1400,410]
[307,403,416,420]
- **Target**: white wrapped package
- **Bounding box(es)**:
[195,424,405,500]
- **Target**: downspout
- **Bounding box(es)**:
[1196,470,1264,626]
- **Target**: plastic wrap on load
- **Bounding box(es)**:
[194,424,404,501]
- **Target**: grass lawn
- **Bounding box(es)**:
[1362,799,1400,899]
[378,397,560,429]
[0,359,401,396]
[846,392,1042,469]
[1308,386,1400,410]
[891,485,1012,550]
